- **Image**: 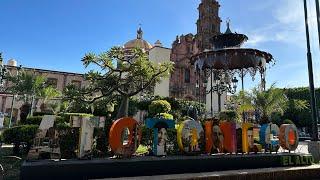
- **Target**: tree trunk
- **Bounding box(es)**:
[116,96,129,119]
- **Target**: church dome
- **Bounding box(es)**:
[124,27,153,51]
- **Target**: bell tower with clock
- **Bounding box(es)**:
[196,0,221,51]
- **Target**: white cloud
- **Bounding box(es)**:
[246,34,267,46]
[244,0,318,47]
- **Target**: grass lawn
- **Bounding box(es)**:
[0,146,24,180]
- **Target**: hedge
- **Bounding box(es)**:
[3,125,38,144]
[23,116,65,126]
[3,125,39,154]
[148,100,171,116]
[60,113,93,123]
[33,111,54,116]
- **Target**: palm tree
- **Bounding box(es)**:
[39,86,61,113]
[250,84,288,124]
[6,70,46,121]
[231,84,308,124]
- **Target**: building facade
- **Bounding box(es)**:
[0,62,86,124]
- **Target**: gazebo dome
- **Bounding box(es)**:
[124,27,153,51]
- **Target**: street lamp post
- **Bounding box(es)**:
[205,70,238,116]
[315,0,320,53]
[304,0,319,141]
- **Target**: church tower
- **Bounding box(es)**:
[196,0,221,51]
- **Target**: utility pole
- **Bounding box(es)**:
[304,0,319,141]
[316,0,320,52]
[315,0,320,139]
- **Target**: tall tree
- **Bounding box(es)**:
[6,70,46,120]
[64,47,174,118]
[251,84,288,124]
[231,84,307,124]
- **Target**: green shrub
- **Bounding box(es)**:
[141,125,153,146]
[148,100,171,116]
[61,113,93,123]
[23,116,43,125]
[33,111,54,116]
[57,127,79,159]
[22,116,65,126]
[219,110,237,122]
[92,128,109,157]
[174,99,206,117]
[3,125,38,144]
[3,125,39,154]
[158,113,174,120]
[271,112,283,126]
[137,96,205,120]
[55,116,68,125]
[167,128,179,155]
[283,87,320,128]
[283,119,295,125]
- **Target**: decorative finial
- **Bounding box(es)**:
[137,23,143,39]
[225,18,232,34]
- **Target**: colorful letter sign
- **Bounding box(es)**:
[109,117,141,157]
[205,121,224,154]
[260,123,280,151]
[220,121,237,153]
[205,121,213,153]
[78,117,99,158]
[242,123,254,153]
[27,115,60,160]
[177,118,204,154]
[279,124,299,151]
[146,118,175,156]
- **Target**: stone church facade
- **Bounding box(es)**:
[169,0,221,102]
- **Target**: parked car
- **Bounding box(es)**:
[299,133,312,141]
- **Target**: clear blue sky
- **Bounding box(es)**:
[0,0,320,89]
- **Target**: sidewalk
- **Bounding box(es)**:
[104,164,320,180]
